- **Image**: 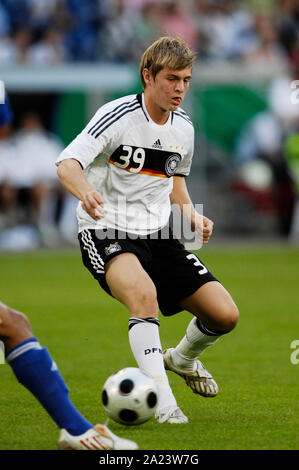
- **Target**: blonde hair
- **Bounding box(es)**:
[139,36,195,89]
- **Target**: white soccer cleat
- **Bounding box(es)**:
[155,406,189,424]
[58,424,138,450]
[163,348,218,397]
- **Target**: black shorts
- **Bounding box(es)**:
[78,228,218,317]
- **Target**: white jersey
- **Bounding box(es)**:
[56,93,194,235]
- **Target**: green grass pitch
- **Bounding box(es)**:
[0,245,298,450]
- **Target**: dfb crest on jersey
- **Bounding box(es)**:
[165,154,181,177]
[105,242,122,256]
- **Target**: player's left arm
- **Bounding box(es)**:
[170,176,214,245]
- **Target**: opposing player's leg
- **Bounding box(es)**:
[105,253,188,423]
[58,424,138,450]
[0,301,33,350]
[164,281,239,396]
[0,302,138,449]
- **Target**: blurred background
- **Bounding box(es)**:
[0,0,299,250]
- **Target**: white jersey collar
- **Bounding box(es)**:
[141,93,173,130]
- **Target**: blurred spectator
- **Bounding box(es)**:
[0,111,64,245]
[160,1,198,50]
[234,59,299,235]
[125,0,150,11]
[244,12,288,67]
[0,91,13,136]
[0,2,11,36]
[27,0,58,34]
[0,0,296,66]
[134,1,164,50]
[275,0,299,63]
[0,34,16,65]
[0,27,33,65]
[0,90,14,231]
[63,0,106,61]
[12,27,33,64]
[100,0,144,62]
[0,0,30,30]
[28,28,67,65]
[191,0,213,59]
[192,0,256,61]
[0,127,18,227]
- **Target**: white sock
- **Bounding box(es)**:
[171,317,221,371]
[128,317,177,411]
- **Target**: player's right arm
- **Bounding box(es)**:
[55,103,115,221]
[57,158,104,221]
[56,96,134,221]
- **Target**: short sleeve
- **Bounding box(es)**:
[174,126,194,177]
[55,107,111,169]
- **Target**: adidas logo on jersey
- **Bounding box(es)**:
[152,139,162,149]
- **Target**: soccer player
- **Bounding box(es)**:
[0,302,137,449]
[0,89,13,138]
[56,36,239,424]
[0,88,137,451]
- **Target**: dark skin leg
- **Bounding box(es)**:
[0,302,34,353]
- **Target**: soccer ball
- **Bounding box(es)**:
[101,367,158,425]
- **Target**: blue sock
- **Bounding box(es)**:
[6,337,93,436]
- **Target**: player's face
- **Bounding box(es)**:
[144,66,192,123]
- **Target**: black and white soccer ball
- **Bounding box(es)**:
[101,367,158,425]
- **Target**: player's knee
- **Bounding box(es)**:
[0,302,6,322]
[0,303,32,338]
[217,302,239,333]
[130,287,159,318]
[15,310,33,334]
[0,303,11,332]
